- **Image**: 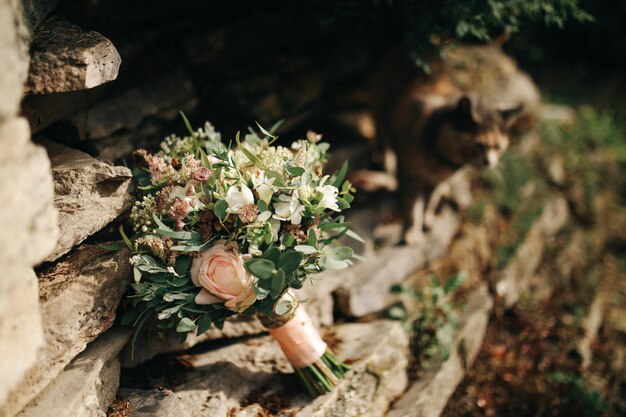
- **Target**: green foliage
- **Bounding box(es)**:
[388,272,467,365]
[316,0,591,70]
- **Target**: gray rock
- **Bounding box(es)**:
[21,0,59,33]
[121,320,408,417]
[25,17,121,95]
[387,284,493,417]
[496,197,569,308]
[2,245,131,417]
[0,0,29,121]
[43,140,132,262]
[17,328,130,417]
[335,206,461,317]
[64,67,197,143]
[0,269,44,413]
[0,119,58,267]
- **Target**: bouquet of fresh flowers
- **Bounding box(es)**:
[122,116,359,396]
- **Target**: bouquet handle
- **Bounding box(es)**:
[258,303,349,396]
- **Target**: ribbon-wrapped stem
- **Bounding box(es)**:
[258,302,349,397]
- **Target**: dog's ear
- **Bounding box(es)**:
[454,96,480,131]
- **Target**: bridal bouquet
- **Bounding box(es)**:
[122,117,358,396]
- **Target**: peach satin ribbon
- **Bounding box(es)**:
[268,306,327,368]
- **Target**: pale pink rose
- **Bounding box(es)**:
[190,241,256,312]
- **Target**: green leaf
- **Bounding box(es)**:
[133,266,142,283]
[319,255,349,270]
[179,111,195,136]
[245,258,276,280]
[308,229,318,246]
[275,300,293,315]
[255,121,276,139]
[294,245,318,254]
[286,166,305,176]
[266,171,285,187]
[214,199,228,220]
[336,196,351,210]
[98,242,125,252]
[119,225,133,250]
[277,251,304,276]
[270,269,286,298]
[196,315,213,336]
[346,229,365,243]
[282,233,295,247]
[329,246,353,261]
[320,222,351,231]
[176,317,196,333]
[257,199,267,212]
[332,161,349,188]
[262,247,281,263]
[174,256,192,276]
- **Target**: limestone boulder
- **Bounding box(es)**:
[18,328,130,417]
[0,0,29,121]
[2,245,131,417]
[0,269,44,412]
[0,119,58,268]
[25,17,121,95]
[43,140,132,262]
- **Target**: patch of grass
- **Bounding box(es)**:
[387,272,467,374]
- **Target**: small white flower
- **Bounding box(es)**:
[251,172,275,205]
[273,192,304,225]
[225,184,255,214]
[316,184,340,211]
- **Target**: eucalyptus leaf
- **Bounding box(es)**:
[294,245,318,254]
[286,166,305,176]
[270,270,286,298]
[277,251,304,276]
[196,315,213,336]
[214,199,228,220]
[275,300,293,316]
[176,317,196,333]
[245,258,276,280]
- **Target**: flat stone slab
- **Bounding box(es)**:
[25,17,121,95]
[120,320,409,417]
[496,196,569,308]
[387,284,493,417]
[18,328,130,417]
[43,140,132,262]
[335,205,461,317]
[3,244,131,417]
